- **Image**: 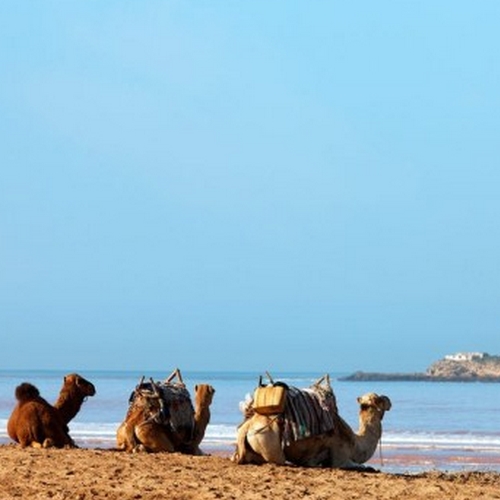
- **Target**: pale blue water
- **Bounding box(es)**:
[1,370,500,474]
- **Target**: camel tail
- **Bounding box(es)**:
[15,382,41,402]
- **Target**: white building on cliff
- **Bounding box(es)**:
[444,352,486,362]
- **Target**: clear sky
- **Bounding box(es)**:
[1,2,499,374]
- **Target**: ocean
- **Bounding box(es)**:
[1,370,500,474]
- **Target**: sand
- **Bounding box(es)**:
[1,445,499,500]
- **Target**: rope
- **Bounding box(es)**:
[248,415,280,437]
[378,435,384,467]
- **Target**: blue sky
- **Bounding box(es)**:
[1,2,499,373]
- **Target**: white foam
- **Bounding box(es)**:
[381,431,500,453]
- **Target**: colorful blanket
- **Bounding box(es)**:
[281,385,337,445]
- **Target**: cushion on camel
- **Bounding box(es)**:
[253,385,287,415]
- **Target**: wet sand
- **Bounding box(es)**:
[1,445,500,500]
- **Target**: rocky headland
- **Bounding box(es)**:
[339,352,500,382]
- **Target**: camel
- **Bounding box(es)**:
[116,369,215,454]
[232,375,391,470]
[7,373,96,448]
[284,393,392,469]
[190,383,215,453]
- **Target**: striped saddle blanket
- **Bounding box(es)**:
[281,385,338,445]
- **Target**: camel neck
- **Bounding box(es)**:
[358,409,383,434]
[352,409,383,463]
[54,391,85,423]
[193,406,211,443]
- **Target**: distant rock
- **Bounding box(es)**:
[339,371,430,382]
[339,352,500,382]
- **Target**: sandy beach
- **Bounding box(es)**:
[1,445,499,500]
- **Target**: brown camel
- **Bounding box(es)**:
[116,369,215,454]
[233,375,391,470]
[284,393,392,469]
[7,373,96,448]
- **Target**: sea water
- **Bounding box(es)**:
[1,370,500,474]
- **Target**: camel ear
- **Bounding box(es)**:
[195,385,199,391]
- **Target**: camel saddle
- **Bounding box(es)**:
[129,370,196,442]
[252,373,338,445]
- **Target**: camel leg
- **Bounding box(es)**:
[15,431,36,448]
[248,433,286,465]
[285,436,331,467]
[232,419,253,464]
[192,445,204,456]
[135,422,175,452]
[42,428,74,448]
[245,415,286,465]
[233,418,269,464]
[14,416,47,448]
[116,421,138,452]
[178,443,204,456]
[17,422,71,449]
[340,463,380,473]
[232,418,269,464]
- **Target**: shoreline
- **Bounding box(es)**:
[4,437,500,476]
[1,445,500,500]
[338,372,500,382]
[204,445,500,475]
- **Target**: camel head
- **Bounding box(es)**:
[64,373,96,398]
[356,393,391,419]
[53,373,96,424]
[194,384,215,409]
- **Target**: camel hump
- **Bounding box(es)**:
[15,382,40,402]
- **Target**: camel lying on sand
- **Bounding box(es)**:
[284,392,392,468]
[7,373,96,448]
[233,374,391,470]
[116,368,215,455]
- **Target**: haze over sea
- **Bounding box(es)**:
[1,370,500,474]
